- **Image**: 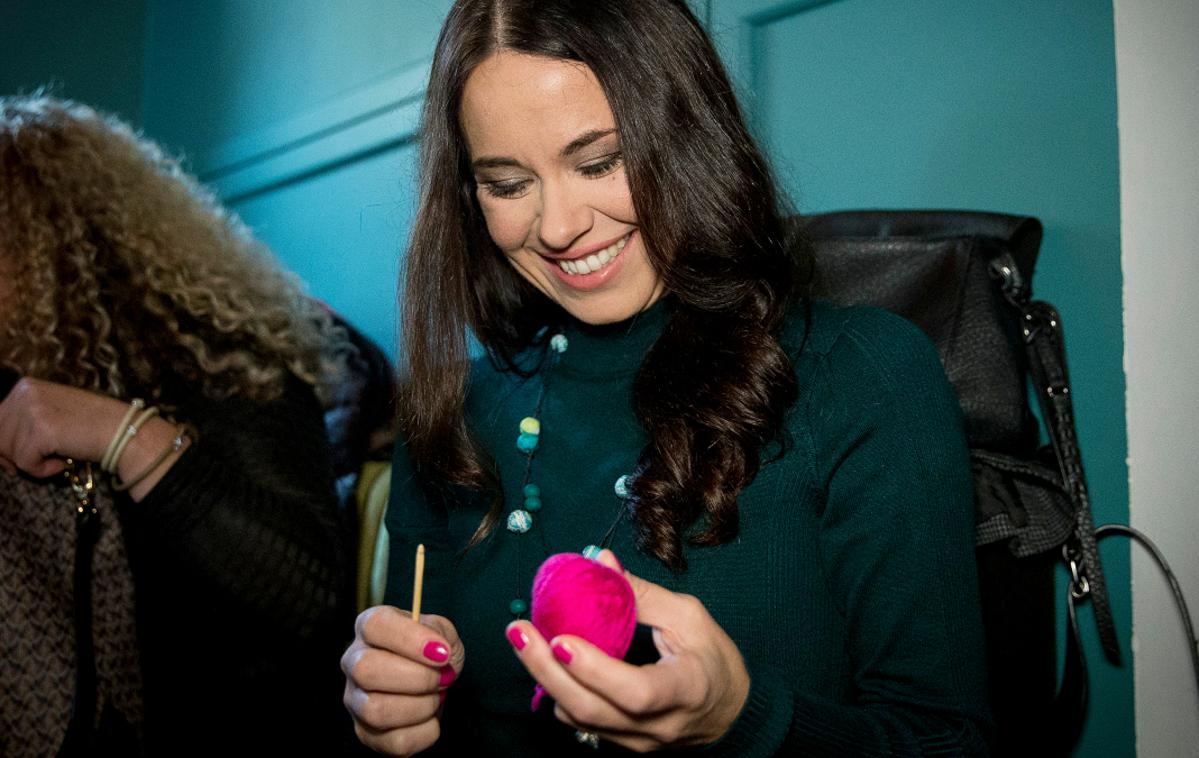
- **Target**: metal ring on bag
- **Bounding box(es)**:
[1066,552,1091,600]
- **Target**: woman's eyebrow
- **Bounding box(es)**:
[470,128,619,171]
[560,128,618,158]
[472,156,522,171]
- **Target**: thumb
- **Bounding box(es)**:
[421,614,465,671]
[594,550,689,644]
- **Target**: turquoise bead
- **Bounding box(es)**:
[582,544,602,560]
[614,474,632,499]
[550,334,568,353]
[506,509,533,533]
[509,598,528,616]
[522,483,540,498]
[516,432,539,453]
[524,496,542,512]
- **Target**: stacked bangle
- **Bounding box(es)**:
[100,399,145,472]
[104,405,160,475]
[112,423,194,492]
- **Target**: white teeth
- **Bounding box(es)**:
[556,232,631,276]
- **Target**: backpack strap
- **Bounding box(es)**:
[991,255,1121,664]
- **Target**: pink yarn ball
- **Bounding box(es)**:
[528,552,637,710]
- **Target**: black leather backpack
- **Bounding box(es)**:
[802,210,1117,756]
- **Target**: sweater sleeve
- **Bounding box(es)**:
[706,308,991,757]
[121,374,354,751]
[128,374,350,650]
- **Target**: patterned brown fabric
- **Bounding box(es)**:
[0,469,143,756]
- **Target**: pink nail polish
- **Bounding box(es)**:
[551,641,573,664]
[439,667,457,687]
[423,641,449,663]
[507,625,528,651]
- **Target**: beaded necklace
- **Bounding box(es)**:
[504,331,635,618]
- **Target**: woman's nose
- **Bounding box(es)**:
[536,180,592,251]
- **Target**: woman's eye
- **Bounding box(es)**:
[481,179,531,199]
[579,152,622,179]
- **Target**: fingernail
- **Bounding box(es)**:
[551,640,573,664]
[594,548,622,572]
[439,667,457,687]
[423,641,449,663]
[507,624,528,651]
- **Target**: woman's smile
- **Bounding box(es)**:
[544,230,634,289]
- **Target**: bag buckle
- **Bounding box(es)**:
[989,255,1028,305]
[1063,544,1091,600]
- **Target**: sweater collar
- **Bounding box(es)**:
[554,296,673,378]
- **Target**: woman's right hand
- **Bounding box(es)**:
[342,606,464,755]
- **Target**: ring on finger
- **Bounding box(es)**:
[574,730,600,749]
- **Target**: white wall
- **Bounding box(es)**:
[1114,0,1199,754]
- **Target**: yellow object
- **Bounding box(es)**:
[411,544,426,622]
[355,460,392,612]
[519,416,541,435]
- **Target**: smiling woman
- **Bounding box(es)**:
[341,1,991,756]
[461,52,661,325]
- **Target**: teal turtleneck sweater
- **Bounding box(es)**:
[384,300,990,756]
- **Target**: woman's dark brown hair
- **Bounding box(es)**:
[403,0,808,569]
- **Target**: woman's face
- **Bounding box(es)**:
[459,52,664,325]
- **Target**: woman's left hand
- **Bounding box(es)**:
[0,378,123,478]
[0,378,186,499]
[505,550,750,753]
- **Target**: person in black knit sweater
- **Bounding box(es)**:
[0,96,354,756]
[342,1,991,756]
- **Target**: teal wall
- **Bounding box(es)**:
[140,0,455,357]
[706,1,1130,755]
[0,0,146,124]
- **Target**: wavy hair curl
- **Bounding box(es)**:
[0,95,345,406]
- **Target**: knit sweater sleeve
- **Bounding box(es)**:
[128,374,349,648]
[707,308,991,757]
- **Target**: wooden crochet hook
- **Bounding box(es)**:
[411,544,426,623]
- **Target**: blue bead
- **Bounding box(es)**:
[516,432,539,453]
[523,483,541,498]
[550,334,568,353]
[524,496,542,512]
[509,598,528,616]
[582,545,602,560]
[506,509,533,533]
[614,474,633,499]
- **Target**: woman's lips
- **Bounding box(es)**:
[545,230,635,291]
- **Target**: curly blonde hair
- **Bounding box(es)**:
[0,95,346,406]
